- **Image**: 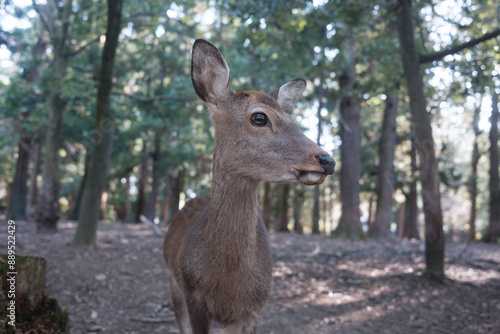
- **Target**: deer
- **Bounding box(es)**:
[163,39,335,334]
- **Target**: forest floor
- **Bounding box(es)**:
[7,220,500,334]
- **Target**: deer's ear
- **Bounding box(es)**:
[191,39,231,107]
[269,78,306,114]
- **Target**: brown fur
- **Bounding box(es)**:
[164,39,335,334]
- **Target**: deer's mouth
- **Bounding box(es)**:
[294,169,328,186]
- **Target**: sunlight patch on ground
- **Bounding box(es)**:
[311,287,370,307]
[447,264,500,285]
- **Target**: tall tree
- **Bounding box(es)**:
[7,131,31,220]
[6,29,48,220]
[27,131,43,221]
[276,184,290,232]
[33,0,74,231]
[333,33,363,239]
[396,0,500,276]
[371,93,398,237]
[68,154,90,220]
[167,168,185,224]
[399,134,420,240]
[262,182,272,230]
[396,0,445,280]
[146,132,161,221]
[293,184,304,234]
[484,91,500,242]
[468,99,482,242]
[312,185,321,234]
[134,140,148,223]
[312,86,325,235]
[73,0,124,244]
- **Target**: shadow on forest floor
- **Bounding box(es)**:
[3,220,500,333]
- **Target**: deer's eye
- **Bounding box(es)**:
[250,112,268,126]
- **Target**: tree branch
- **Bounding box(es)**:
[32,0,53,36]
[59,0,73,48]
[419,27,500,64]
[65,36,101,57]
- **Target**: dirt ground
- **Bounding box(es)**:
[5,220,500,334]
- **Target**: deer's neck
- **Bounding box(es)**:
[206,169,260,264]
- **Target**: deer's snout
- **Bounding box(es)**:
[315,155,335,175]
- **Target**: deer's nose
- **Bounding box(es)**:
[316,155,335,175]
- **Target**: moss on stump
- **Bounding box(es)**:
[0,255,68,333]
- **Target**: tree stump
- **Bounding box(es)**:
[1,255,68,333]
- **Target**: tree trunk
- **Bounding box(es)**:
[312,87,324,235]
[403,183,420,239]
[367,193,374,228]
[115,174,130,222]
[322,186,329,231]
[333,38,363,239]
[312,185,321,234]
[397,0,445,280]
[134,141,148,223]
[100,184,109,220]
[262,182,272,230]
[146,133,161,221]
[10,30,47,221]
[8,256,46,308]
[0,255,68,331]
[35,0,73,232]
[276,184,290,232]
[293,183,304,234]
[484,91,500,243]
[36,48,67,231]
[68,153,90,220]
[167,168,185,224]
[397,202,405,238]
[27,132,42,221]
[371,93,398,237]
[468,101,482,242]
[7,132,31,220]
[401,135,421,240]
[73,0,124,244]
[327,186,336,234]
[160,181,169,223]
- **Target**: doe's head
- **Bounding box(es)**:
[191,39,335,186]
